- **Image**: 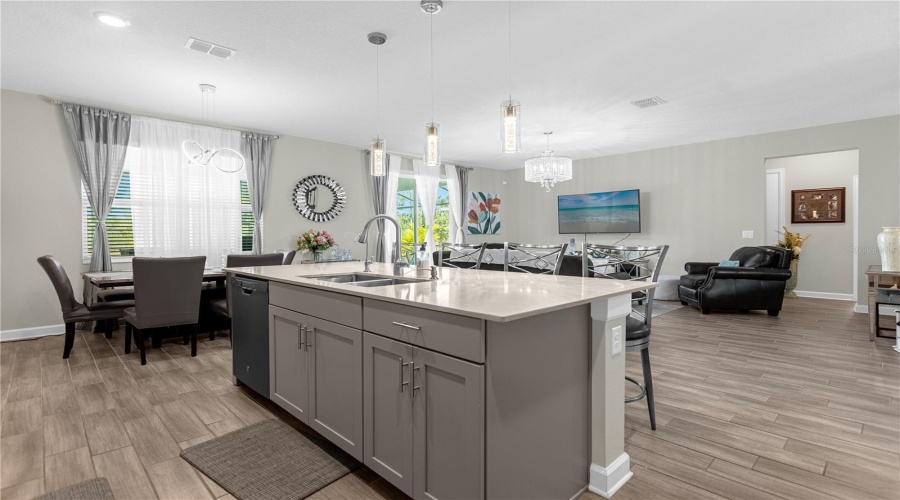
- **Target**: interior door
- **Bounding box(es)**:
[363,332,414,496]
[308,316,363,460]
[412,347,484,500]
[269,305,309,423]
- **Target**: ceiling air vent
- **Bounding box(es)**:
[631,96,666,109]
[185,37,236,59]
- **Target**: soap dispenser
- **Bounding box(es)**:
[416,243,430,278]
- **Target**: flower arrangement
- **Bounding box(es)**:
[297,229,335,254]
[775,227,810,260]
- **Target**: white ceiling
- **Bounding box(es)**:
[2,1,897,170]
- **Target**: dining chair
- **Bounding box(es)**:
[504,243,569,275]
[437,243,486,269]
[37,256,133,358]
[207,253,286,340]
[583,243,669,430]
[124,256,206,365]
[275,249,297,265]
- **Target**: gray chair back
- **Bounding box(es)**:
[504,243,569,275]
[132,256,206,328]
[226,253,285,267]
[37,255,80,316]
[582,244,669,327]
[438,243,486,269]
[279,250,297,265]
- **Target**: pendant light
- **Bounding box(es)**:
[501,0,521,153]
[368,32,387,176]
[524,132,572,192]
[181,84,245,173]
[422,0,442,167]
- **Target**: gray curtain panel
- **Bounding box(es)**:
[455,166,471,244]
[241,133,277,254]
[61,103,132,272]
[365,151,392,262]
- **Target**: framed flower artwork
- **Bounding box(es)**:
[467,192,501,234]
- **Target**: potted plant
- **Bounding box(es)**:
[775,227,810,297]
[297,229,335,263]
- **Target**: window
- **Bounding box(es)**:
[82,158,256,261]
[396,176,450,264]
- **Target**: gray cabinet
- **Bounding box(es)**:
[308,316,363,460]
[269,305,310,423]
[363,332,484,500]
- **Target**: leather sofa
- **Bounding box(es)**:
[678,246,793,316]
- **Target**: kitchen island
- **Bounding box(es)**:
[225,261,654,500]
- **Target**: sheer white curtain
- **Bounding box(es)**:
[413,159,441,254]
[383,154,402,261]
[129,116,245,266]
[444,164,463,244]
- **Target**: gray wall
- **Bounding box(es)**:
[767,150,859,296]
[497,115,899,308]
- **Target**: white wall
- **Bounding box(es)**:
[766,150,858,296]
[498,115,899,308]
[0,89,509,333]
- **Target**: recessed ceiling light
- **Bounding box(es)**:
[93,12,131,28]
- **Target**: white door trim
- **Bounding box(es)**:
[852,174,859,304]
[765,168,786,246]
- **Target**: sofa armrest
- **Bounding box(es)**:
[684,262,717,275]
[707,267,792,282]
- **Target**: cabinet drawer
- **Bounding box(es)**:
[270,282,362,329]
[363,299,484,363]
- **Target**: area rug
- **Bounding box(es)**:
[180,420,360,500]
[650,300,685,317]
[35,478,114,500]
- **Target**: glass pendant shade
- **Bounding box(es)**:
[501,99,521,153]
[370,138,386,176]
[424,122,441,167]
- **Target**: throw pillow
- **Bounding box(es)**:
[718,260,740,267]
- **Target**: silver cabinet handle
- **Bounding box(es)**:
[412,363,421,396]
[306,327,314,351]
[400,358,410,393]
[392,321,421,331]
[297,324,305,350]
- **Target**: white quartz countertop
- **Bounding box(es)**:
[224,262,656,322]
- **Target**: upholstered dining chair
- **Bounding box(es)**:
[275,249,297,265]
[124,256,206,365]
[583,243,669,430]
[207,253,286,340]
[504,243,569,275]
[437,243,486,269]
[37,255,134,358]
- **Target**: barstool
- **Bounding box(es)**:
[583,243,669,430]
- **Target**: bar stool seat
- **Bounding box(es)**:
[625,317,650,341]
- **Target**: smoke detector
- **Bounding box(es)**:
[185,37,236,59]
[630,96,666,109]
[421,0,443,14]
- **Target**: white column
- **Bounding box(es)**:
[589,293,632,498]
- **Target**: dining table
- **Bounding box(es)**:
[82,268,227,306]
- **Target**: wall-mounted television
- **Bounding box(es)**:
[558,189,641,234]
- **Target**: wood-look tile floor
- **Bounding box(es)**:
[1,297,897,500]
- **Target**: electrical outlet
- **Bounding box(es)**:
[742,230,754,239]
[611,326,623,355]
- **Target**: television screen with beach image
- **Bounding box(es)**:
[558,189,641,234]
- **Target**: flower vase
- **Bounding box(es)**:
[314,251,324,263]
[784,259,799,298]
[876,227,900,272]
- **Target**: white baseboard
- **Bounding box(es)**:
[794,290,855,301]
[588,453,633,499]
[855,304,900,315]
[0,324,64,342]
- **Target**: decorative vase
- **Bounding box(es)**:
[876,227,900,272]
[314,251,324,263]
[784,259,799,297]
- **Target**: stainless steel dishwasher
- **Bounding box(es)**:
[230,276,269,396]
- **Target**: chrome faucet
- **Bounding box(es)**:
[355,215,410,276]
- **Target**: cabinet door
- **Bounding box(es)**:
[363,333,414,496]
[269,305,310,424]
[413,347,484,500]
[308,316,363,460]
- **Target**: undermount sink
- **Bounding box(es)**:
[302,273,425,287]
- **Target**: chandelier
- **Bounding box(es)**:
[181,84,245,173]
[524,132,572,192]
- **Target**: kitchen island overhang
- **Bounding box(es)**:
[225,262,654,500]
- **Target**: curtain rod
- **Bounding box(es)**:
[48,97,279,139]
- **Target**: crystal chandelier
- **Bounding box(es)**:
[368,32,387,176]
[524,132,573,192]
[422,0,441,167]
[181,84,245,173]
